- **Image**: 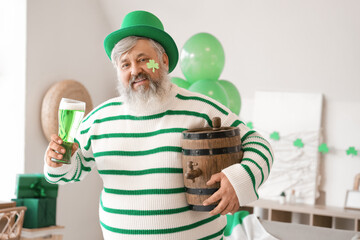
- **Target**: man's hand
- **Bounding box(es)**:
[45,134,78,168]
[203,172,239,216]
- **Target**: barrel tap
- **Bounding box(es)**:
[185,161,202,182]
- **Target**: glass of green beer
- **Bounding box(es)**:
[51,98,85,164]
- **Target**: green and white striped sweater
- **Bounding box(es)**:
[44,84,273,239]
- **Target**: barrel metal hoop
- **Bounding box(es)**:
[188,204,217,211]
[185,187,218,195]
[182,128,240,140]
[182,145,242,156]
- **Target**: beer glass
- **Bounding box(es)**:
[51,98,85,164]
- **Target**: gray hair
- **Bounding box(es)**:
[111,36,167,69]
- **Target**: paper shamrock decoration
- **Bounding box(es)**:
[270,131,280,141]
[293,138,304,148]
[240,121,359,157]
[346,147,358,156]
[318,143,329,154]
[246,122,254,129]
[147,59,159,73]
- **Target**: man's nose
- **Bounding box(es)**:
[131,64,142,76]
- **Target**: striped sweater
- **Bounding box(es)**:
[44,84,273,239]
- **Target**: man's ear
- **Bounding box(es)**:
[162,53,169,69]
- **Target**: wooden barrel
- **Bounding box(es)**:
[181,117,243,211]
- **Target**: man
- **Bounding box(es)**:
[45,10,273,239]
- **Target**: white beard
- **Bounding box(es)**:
[116,68,172,110]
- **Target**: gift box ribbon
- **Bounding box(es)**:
[30,180,47,198]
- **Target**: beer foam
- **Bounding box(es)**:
[59,98,85,111]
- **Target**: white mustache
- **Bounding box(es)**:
[130,73,151,85]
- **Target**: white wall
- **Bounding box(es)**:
[25,0,115,239]
[0,0,26,200]
[3,0,358,239]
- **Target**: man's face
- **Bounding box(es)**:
[117,39,168,92]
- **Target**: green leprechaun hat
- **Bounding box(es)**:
[104,10,179,73]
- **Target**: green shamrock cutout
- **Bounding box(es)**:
[147,59,159,73]
[246,122,254,129]
[318,143,329,154]
[346,146,358,156]
[293,138,304,148]
[270,131,280,141]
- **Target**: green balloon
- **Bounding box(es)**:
[188,80,229,107]
[180,33,225,84]
[219,80,241,115]
[171,77,190,89]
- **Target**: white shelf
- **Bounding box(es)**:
[240,199,360,232]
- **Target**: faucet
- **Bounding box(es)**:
[185,161,202,182]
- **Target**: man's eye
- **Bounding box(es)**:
[139,58,148,62]
[121,63,129,69]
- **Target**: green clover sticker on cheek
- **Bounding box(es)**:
[147,59,159,73]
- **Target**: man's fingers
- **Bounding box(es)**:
[211,198,238,216]
[50,134,62,144]
[46,149,63,168]
[210,200,229,216]
[49,141,65,154]
[47,159,63,168]
[72,142,79,152]
[230,204,240,214]
[71,143,79,156]
[203,190,221,206]
[47,138,63,166]
[203,173,240,216]
[46,134,64,168]
[206,173,222,186]
[47,148,63,160]
[220,202,235,215]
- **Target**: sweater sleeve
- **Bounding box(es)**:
[221,114,274,206]
[44,114,96,185]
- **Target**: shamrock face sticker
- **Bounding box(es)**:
[147,59,159,73]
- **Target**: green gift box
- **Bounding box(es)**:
[15,173,58,199]
[12,198,56,229]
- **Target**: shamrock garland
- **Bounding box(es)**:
[246,122,254,129]
[270,131,280,141]
[246,121,359,156]
[318,143,329,154]
[346,147,358,156]
[293,138,304,148]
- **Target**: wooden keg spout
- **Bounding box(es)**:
[212,117,221,131]
[185,161,202,183]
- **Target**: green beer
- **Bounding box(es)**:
[51,98,85,164]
